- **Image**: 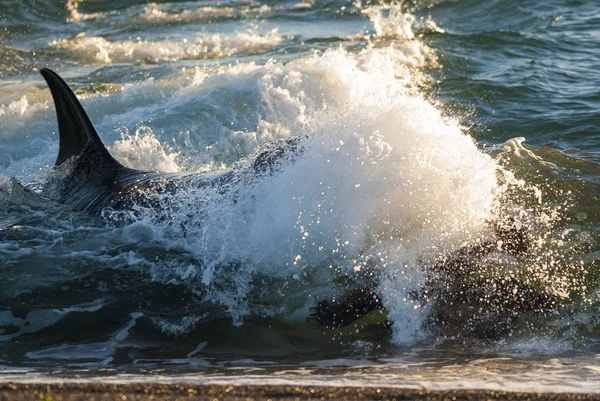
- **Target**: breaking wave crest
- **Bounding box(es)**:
[48,30,286,64]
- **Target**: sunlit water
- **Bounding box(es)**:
[0,0,599,392]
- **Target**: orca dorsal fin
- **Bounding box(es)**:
[40,69,170,216]
[41,68,118,167]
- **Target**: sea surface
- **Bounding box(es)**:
[0,0,599,393]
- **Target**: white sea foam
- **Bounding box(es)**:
[135,3,272,24]
[0,96,31,117]
[491,337,574,356]
[66,0,110,22]
[48,30,285,64]
[66,0,272,24]
[0,95,50,124]
[4,360,600,394]
[152,315,208,337]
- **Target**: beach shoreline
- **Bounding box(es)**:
[2,384,600,401]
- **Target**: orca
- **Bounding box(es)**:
[40,69,556,338]
[40,68,298,217]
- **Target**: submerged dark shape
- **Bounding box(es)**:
[40,68,298,217]
[310,209,557,339]
[308,288,385,328]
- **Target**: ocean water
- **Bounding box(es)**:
[0,0,599,392]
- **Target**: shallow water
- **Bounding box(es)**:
[0,0,599,392]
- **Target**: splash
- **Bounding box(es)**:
[109,127,181,173]
[135,3,272,24]
[1,0,592,349]
[65,0,107,22]
[0,96,32,117]
[109,40,502,342]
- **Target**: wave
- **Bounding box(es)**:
[362,3,445,40]
[0,1,596,356]
[131,3,273,25]
[48,30,286,65]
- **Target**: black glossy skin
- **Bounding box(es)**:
[40,68,301,218]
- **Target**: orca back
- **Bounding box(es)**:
[41,69,165,216]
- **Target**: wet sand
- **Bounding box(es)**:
[2,384,600,401]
